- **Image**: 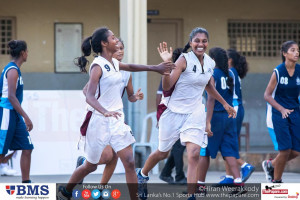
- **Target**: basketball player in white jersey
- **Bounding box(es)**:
[136,28,236,200]
[57,27,173,200]
[76,38,144,185]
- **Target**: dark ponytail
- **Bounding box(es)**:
[227,48,248,79]
[281,40,297,63]
[209,47,233,93]
[171,42,190,63]
[74,27,109,73]
[7,40,27,59]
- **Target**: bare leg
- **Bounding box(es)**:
[141,150,169,176]
[20,150,32,181]
[97,146,118,184]
[197,156,210,182]
[224,157,240,179]
[117,145,138,200]
[288,150,300,161]
[272,149,290,181]
[1,151,16,163]
[66,160,98,192]
[224,161,232,175]
[237,158,245,166]
[186,142,200,194]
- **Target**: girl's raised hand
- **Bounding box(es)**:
[157,42,173,62]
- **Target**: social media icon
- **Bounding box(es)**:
[82,189,91,199]
[102,189,111,199]
[72,189,81,199]
[111,189,121,199]
[91,189,101,199]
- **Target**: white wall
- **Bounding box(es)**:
[11,90,125,175]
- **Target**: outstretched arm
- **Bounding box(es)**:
[119,61,175,75]
[264,72,293,118]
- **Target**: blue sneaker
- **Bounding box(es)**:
[76,156,86,184]
[241,163,255,182]
[212,176,234,187]
[136,168,149,200]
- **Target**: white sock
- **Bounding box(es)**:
[241,162,248,168]
[197,181,205,184]
[140,168,149,178]
[234,178,242,183]
[225,175,234,179]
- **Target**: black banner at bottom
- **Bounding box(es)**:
[56,183,261,200]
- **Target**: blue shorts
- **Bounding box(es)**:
[272,108,300,152]
[0,107,34,155]
[234,105,244,136]
[200,111,239,159]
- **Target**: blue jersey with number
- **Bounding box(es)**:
[213,68,233,111]
[0,62,23,109]
[273,63,300,110]
[230,67,242,106]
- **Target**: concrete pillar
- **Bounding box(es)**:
[120,0,147,137]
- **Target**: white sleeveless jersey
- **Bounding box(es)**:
[167,51,215,114]
[87,56,123,113]
[120,70,131,96]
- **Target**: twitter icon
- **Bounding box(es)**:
[91,189,101,199]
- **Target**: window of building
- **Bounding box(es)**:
[0,17,16,55]
[228,20,300,57]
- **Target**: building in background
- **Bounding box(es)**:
[1,0,300,151]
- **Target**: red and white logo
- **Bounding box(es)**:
[81,189,91,199]
[111,189,121,199]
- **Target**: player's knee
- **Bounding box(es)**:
[122,155,135,170]
[279,149,291,157]
[291,150,300,158]
[84,163,97,173]
[111,152,118,163]
[159,151,169,160]
[188,149,200,162]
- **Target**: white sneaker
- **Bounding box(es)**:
[0,164,17,176]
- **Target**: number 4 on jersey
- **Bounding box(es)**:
[193,65,196,73]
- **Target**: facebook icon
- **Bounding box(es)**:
[72,189,81,199]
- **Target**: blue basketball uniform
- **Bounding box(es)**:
[230,67,244,136]
[266,63,300,151]
[201,68,239,159]
[0,62,33,155]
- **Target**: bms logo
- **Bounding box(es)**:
[5,185,49,195]
[6,185,15,195]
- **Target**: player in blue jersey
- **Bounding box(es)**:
[198,47,243,190]
[222,49,255,183]
[263,41,300,183]
[0,40,34,183]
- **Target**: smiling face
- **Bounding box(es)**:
[113,41,124,61]
[189,33,208,58]
[283,44,299,63]
[104,30,119,53]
